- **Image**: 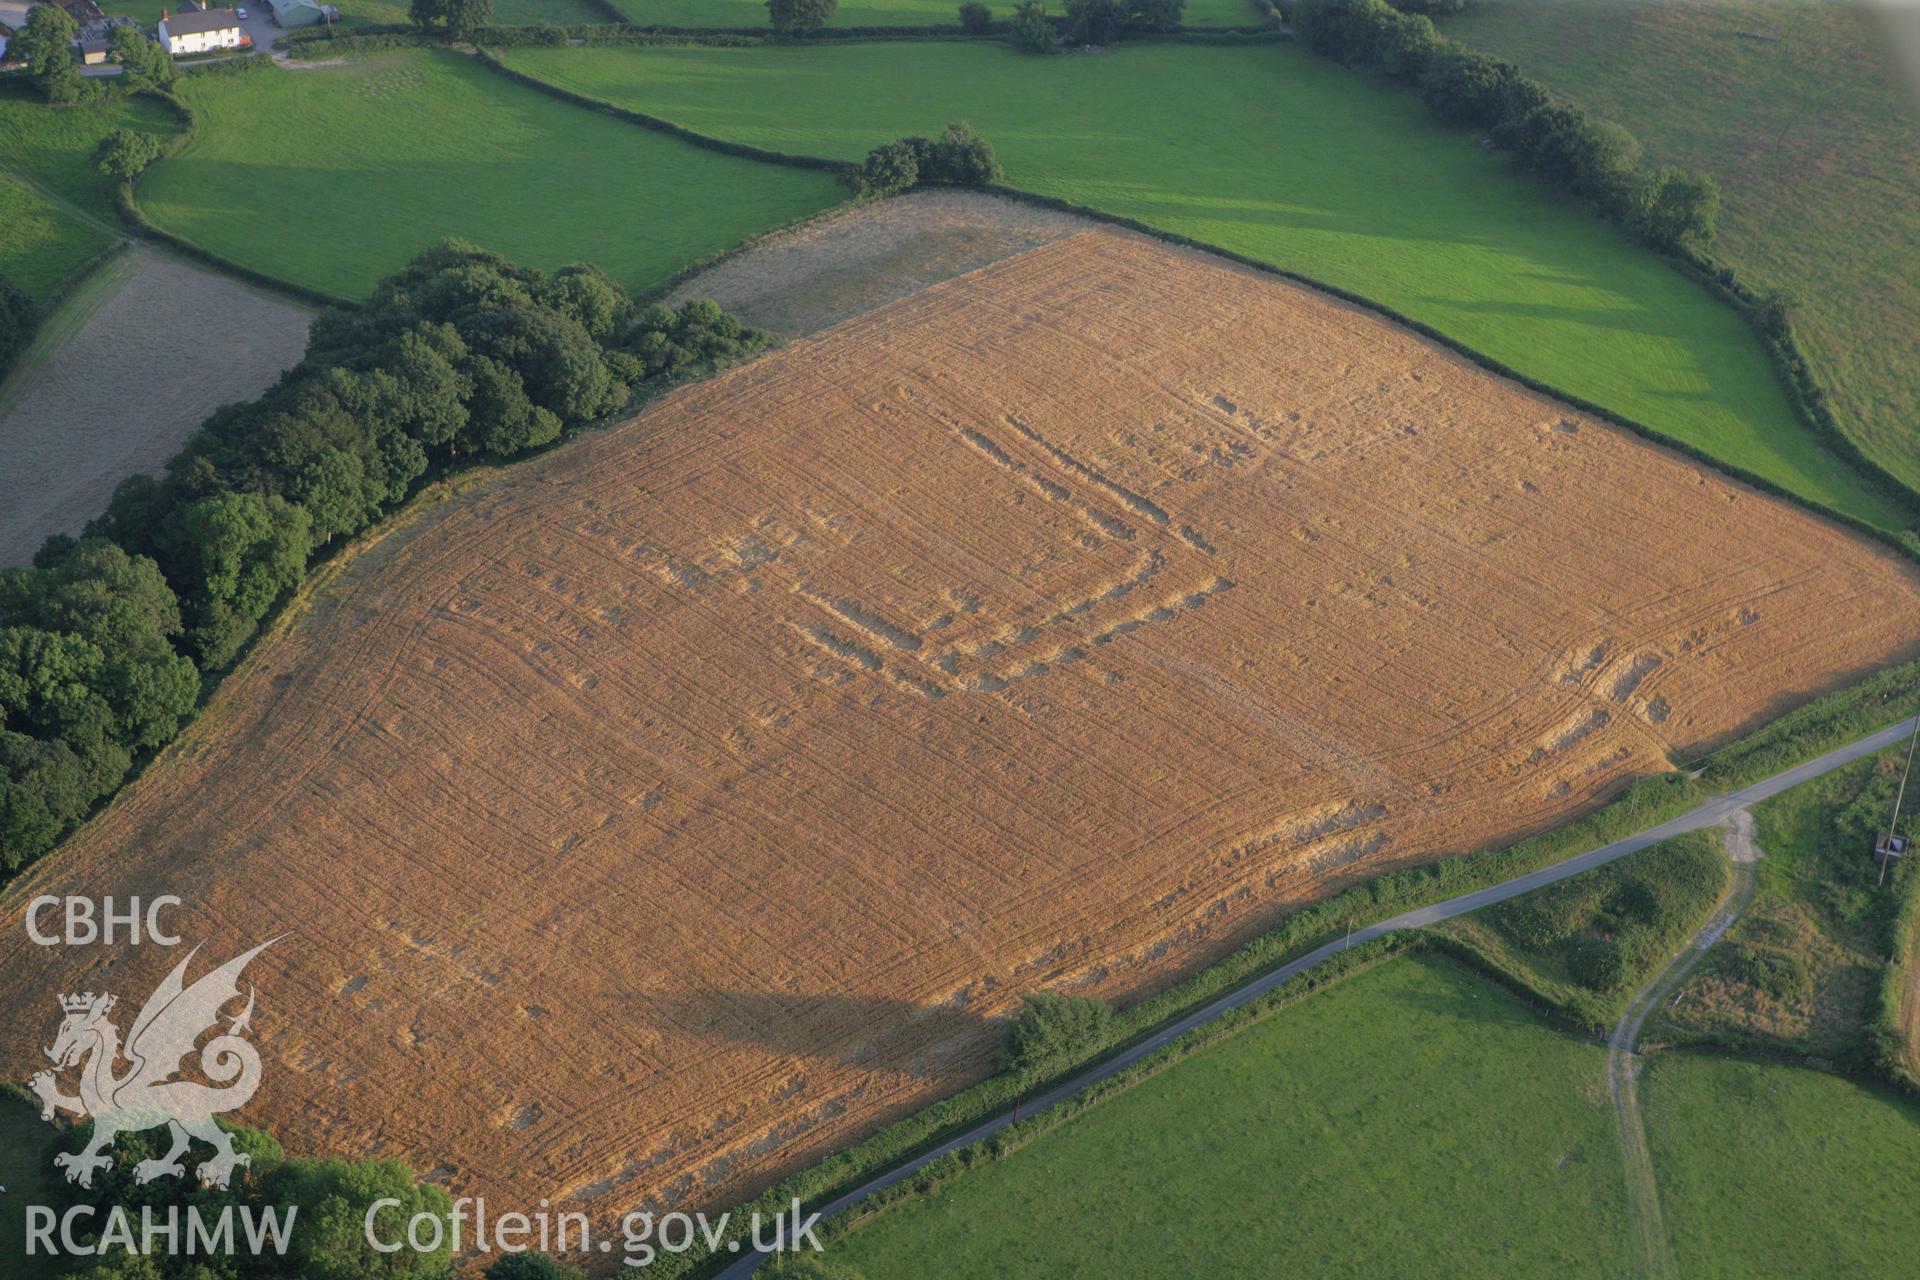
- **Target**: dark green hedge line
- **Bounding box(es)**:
[116,186,350,309]
[0,238,136,384]
[973,184,1920,559]
[1689,654,1920,791]
[0,273,38,386]
[470,46,849,172]
[1668,242,1920,524]
[1872,865,1920,1090]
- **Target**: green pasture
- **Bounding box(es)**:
[0,85,174,300]
[1442,0,1920,504]
[0,83,180,221]
[494,39,1904,528]
[824,953,1630,1277]
[0,178,106,303]
[1641,1053,1920,1279]
[611,0,1263,25]
[135,49,845,299]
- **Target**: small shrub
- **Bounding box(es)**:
[856,138,921,196]
[1010,0,1056,52]
[1736,947,1811,1003]
[767,0,838,33]
[95,128,166,182]
[925,120,1002,185]
[1003,991,1113,1078]
[958,0,993,33]
[1567,937,1627,992]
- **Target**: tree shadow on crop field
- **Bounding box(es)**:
[658,989,999,1079]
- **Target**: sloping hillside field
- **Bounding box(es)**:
[5,232,1918,1231]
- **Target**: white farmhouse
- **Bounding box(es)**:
[158,5,243,56]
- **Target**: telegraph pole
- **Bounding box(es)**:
[1879,711,1920,888]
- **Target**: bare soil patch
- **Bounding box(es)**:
[4,230,1918,1239]
[0,247,312,566]
[665,190,1096,335]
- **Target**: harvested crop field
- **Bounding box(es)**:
[0,247,312,566]
[666,190,1095,336]
[4,230,1919,1238]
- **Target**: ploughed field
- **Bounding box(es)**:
[5,231,1918,1232]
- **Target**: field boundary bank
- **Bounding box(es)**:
[658,717,1920,1277]
[473,47,1916,547]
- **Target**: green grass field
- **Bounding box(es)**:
[0,86,177,301]
[494,40,1904,529]
[612,0,1266,27]
[0,84,180,222]
[824,953,1630,1277]
[1440,0,1920,505]
[1641,1053,1920,1278]
[0,178,107,303]
[136,50,845,299]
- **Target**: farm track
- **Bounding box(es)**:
[3,231,1918,1238]
[721,727,1896,1275]
[1604,810,1760,1279]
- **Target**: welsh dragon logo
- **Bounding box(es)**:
[27,940,276,1189]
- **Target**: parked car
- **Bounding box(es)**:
[236,6,248,17]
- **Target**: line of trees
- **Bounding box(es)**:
[1,241,770,878]
[410,0,495,42]
[851,121,1003,196]
[1007,0,1188,52]
[1291,0,1720,251]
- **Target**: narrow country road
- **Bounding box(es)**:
[719,717,1915,1276]
[1605,809,1764,1279]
